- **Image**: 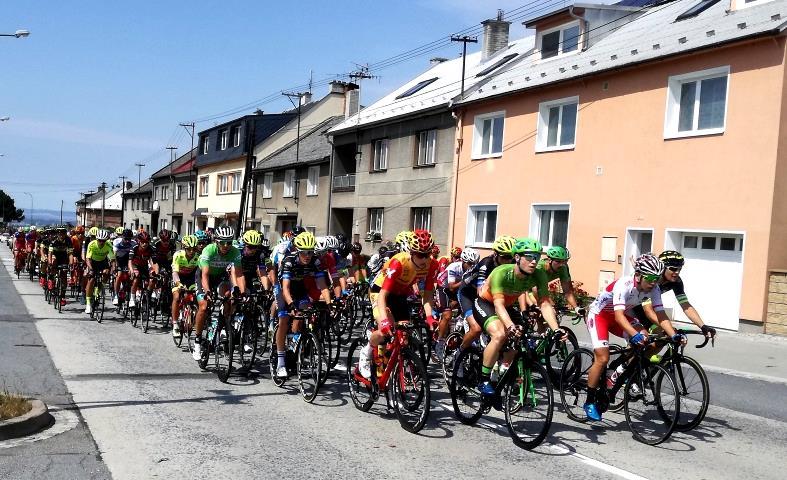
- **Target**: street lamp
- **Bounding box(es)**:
[22,192,33,225]
[0,30,30,38]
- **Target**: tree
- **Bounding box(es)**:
[0,190,25,223]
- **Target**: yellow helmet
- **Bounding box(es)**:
[181,235,198,249]
[491,235,517,255]
[242,229,262,246]
[115,226,124,235]
[293,231,316,251]
[88,226,100,237]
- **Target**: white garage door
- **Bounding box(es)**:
[663,232,743,330]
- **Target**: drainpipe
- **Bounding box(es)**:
[326,135,335,235]
[568,6,589,51]
[447,101,463,249]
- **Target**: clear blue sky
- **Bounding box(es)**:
[0,0,589,213]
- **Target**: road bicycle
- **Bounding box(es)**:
[269,303,326,403]
[172,285,197,351]
[198,292,234,383]
[50,265,69,313]
[347,320,430,433]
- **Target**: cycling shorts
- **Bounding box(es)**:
[586,311,640,350]
[115,255,130,271]
[132,264,150,280]
[174,273,197,292]
[371,292,409,323]
[88,259,110,276]
[435,287,457,313]
[196,272,229,302]
[471,296,518,331]
[458,285,477,320]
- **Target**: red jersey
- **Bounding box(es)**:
[378,252,438,296]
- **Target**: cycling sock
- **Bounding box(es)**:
[480,365,493,383]
[586,386,598,404]
[361,343,373,358]
[277,351,286,369]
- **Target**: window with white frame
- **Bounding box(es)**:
[188,182,195,199]
[416,130,437,166]
[199,176,209,196]
[161,186,169,200]
[368,208,384,233]
[176,184,183,200]
[283,169,296,197]
[664,66,729,139]
[472,112,505,159]
[372,139,389,171]
[201,136,209,154]
[412,207,432,231]
[537,96,578,151]
[187,221,193,235]
[231,171,242,193]
[307,165,320,196]
[160,219,168,232]
[467,205,498,246]
[538,21,580,60]
[218,174,230,194]
[230,125,241,147]
[153,187,159,201]
[262,172,273,198]
[219,129,228,150]
[531,205,570,247]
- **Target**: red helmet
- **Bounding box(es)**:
[450,246,462,258]
[408,229,434,254]
[158,229,170,241]
[137,231,151,242]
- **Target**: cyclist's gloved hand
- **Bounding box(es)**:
[574,306,586,317]
[672,333,687,344]
[426,315,439,331]
[700,324,716,338]
[286,302,296,313]
[379,317,394,336]
[630,332,647,346]
[232,286,241,297]
[554,327,567,341]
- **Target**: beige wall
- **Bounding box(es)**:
[195,158,246,219]
[452,39,786,322]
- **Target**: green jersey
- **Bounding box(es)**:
[479,264,549,305]
[198,243,241,277]
[172,250,199,276]
[537,258,571,283]
[86,240,115,262]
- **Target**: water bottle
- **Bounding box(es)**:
[233,314,243,331]
[207,316,218,342]
[376,345,385,377]
[490,363,500,383]
[287,333,301,352]
[607,364,625,389]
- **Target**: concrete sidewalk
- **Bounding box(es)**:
[566,316,787,384]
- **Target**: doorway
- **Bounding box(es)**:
[623,228,653,276]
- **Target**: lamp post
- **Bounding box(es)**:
[22,192,33,225]
[0,30,30,38]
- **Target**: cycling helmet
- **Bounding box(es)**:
[115,226,124,235]
[461,248,480,264]
[181,235,198,249]
[325,235,339,249]
[242,230,262,246]
[394,230,411,247]
[194,230,208,243]
[95,229,110,241]
[293,231,316,251]
[634,253,665,276]
[545,245,570,261]
[314,236,329,254]
[282,231,294,241]
[88,226,99,237]
[214,226,235,241]
[122,229,133,240]
[158,229,170,241]
[658,250,685,267]
[292,225,306,236]
[351,241,362,254]
[397,231,416,252]
[137,231,151,242]
[492,235,517,255]
[335,233,347,244]
[512,237,543,255]
[450,247,462,258]
[261,237,270,248]
[170,231,179,242]
[408,229,434,254]
[75,225,84,234]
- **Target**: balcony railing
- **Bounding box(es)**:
[332,174,356,192]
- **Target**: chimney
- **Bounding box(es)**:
[344,87,360,118]
[481,10,511,61]
[430,57,448,66]
[300,92,312,105]
[126,181,133,190]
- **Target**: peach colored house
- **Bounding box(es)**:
[449,0,787,331]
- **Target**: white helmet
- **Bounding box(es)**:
[325,236,339,249]
[95,229,110,241]
[315,236,328,254]
[634,253,665,276]
[460,247,480,264]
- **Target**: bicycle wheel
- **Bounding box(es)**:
[184,303,195,352]
[96,287,105,323]
[658,355,709,432]
[238,313,259,373]
[172,304,185,348]
[141,293,151,333]
[269,324,286,387]
[315,329,332,388]
[297,332,323,403]
[624,363,679,445]
[504,360,554,450]
[256,308,270,356]
[392,347,430,433]
[544,327,579,384]
[215,315,234,383]
[441,330,464,386]
[449,346,484,425]
[346,338,375,412]
[56,276,64,313]
[558,348,594,423]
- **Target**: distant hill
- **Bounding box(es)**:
[19,209,77,226]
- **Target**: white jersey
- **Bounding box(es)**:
[445,261,466,288]
[589,276,664,318]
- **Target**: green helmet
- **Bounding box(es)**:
[512,237,543,255]
[545,245,570,261]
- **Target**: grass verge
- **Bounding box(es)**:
[0,390,32,420]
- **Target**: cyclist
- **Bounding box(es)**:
[434,247,479,360]
[348,241,367,285]
[24,226,38,266]
[632,250,717,339]
[192,226,246,361]
[583,253,684,421]
[37,229,53,287]
[535,245,585,317]
[128,231,154,308]
[334,233,352,295]
[367,240,398,281]
[13,227,26,272]
[84,229,115,315]
[274,232,331,378]
[473,238,564,396]
[112,229,135,305]
[171,234,200,337]
[457,235,517,352]
[314,236,341,297]
[151,229,176,277]
[357,229,438,379]
[70,225,85,265]
[194,230,209,254]
[239,230,271,292]
[48,227,73,306]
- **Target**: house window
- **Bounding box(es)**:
[395,77,438,99]
[201,136,209,154]
[664,66,729,139]
[188,182,195,199]
[307,165,320,196]
[531,205,570,247]
[472,111,504,159]
[283,169,296,197]
[368,208,384,233]
[416,130,437,166]
[219,129,228,150]
[537,96,578,151]
[176,184,183,200]
[372,139,389,171]
[199,176,209,196]
[262,172,273,198]
[230,125,241,147]
[153,187,159,201]
[466,205,498,247]
[231,171,242,193]
[160,219,168,232]
[161,185,169,200]
[539,21,580,60]
[187,221,193,235]
[412,207,432,231]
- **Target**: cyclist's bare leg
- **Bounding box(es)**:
[460,314,482,350]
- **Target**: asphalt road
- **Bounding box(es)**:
[1,248,786,480]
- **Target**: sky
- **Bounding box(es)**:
[0,0,606,213]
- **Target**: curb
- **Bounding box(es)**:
[0,398,54,441]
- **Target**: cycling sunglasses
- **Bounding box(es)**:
[642,274,661,283]
[666,266,682,273]
[411,251,429,259]
[519,252,541,263]
[218,240,232,246]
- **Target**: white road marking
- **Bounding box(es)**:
[0,407,80,449]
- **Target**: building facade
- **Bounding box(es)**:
[122,180,152,232]
[150,150,196,235]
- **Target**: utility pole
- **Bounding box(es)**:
[236,116,257,233]
[60,200,63,224]
[450,35,478,99]
[134,163,145,189]
[349,65,375,125]
[119,175,128,227]
[180,122,196,230]
[282,91,308,205]
[166,146,177,231]
[99,182,107,227]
